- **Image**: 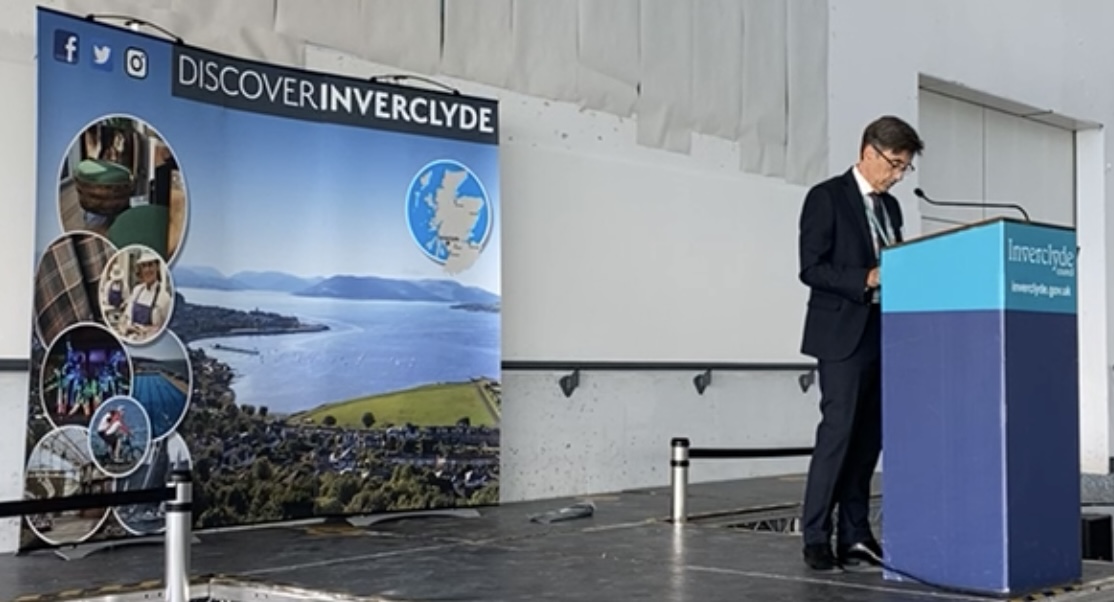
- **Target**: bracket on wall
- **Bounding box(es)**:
[368,73,462,96]
[83,14,186,44]
[692,369,713,395]
[558,370,580,398]
[797,369,817,394]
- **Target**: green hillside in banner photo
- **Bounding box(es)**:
[22,8,501,549]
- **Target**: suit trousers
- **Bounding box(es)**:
[800,304,882,548]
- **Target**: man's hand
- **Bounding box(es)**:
[866,267,880,289]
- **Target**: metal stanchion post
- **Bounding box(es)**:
[670,438,690,524]
[165,469,193,602]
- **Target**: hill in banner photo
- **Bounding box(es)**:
[22,7,501,550]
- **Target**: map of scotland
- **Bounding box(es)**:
[408,160,492,275]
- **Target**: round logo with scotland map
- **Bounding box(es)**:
[405,159,492,275]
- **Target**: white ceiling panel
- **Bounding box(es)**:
[690,0,744,140]
[636,0,693,153]
[507,0,580,102]
[576,0,640,115]
[440,0,514,88]
[785,0,829,186]
[738,0,787,178]
[274,0,440,74]
[170,0,275,31]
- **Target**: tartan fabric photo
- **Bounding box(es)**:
[33,233,115,347]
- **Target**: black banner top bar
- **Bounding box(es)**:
[171,46,500,146]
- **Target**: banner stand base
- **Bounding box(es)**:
[344,508,482,528]
[51,534,202,562]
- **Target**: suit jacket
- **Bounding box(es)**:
[798,169,904,362]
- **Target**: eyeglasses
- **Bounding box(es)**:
[872,144,915,174]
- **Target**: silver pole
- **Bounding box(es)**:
[165,469,193,602]
[670,438,690,523]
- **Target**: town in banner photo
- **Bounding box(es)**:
[23,7,501,550]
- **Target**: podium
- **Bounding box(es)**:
[879,217,1081,596]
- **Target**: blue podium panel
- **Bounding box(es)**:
[881,310,1009,589]
[880,219,1080,596]
[1003,309,1080,590]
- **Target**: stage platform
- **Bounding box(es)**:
[2,475,1114,602]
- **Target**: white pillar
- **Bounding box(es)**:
[1075,127,1110,475]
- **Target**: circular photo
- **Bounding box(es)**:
[39,322,133,429]
[57,114,189,264]
[87,395,153,478]
[125,330,193,441]
[98,244,176,346]
[23,425,113,546]
[113,433,192,536]
[32,231,117,348]
[405,159,493,274]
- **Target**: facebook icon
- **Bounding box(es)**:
[53,30,79,64]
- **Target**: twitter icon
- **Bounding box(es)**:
[90,40,113,71]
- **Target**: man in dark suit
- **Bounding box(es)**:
[797,115,924,572]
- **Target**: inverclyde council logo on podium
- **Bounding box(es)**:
[1003,226,1077,313]
[1007,237,1076,278]
[405,159,493,275]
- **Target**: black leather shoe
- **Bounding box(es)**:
[802,543,839,572]
[838,539,883,572]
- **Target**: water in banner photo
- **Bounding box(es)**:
[24,8,501,549]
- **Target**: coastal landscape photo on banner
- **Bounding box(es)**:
[23,7,501,550]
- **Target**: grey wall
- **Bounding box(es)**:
[499,368,819,502]
[0,371,28,551]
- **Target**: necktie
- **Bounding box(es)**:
[870,193,887,251]
[869,194,886,303]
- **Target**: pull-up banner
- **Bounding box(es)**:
[23,7,501,550]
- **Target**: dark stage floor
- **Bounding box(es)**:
[2,475,1114,602]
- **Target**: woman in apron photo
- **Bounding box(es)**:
[123,250,168,343]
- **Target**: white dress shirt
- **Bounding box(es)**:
[851,166,895,256]
[851,167,894,303]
